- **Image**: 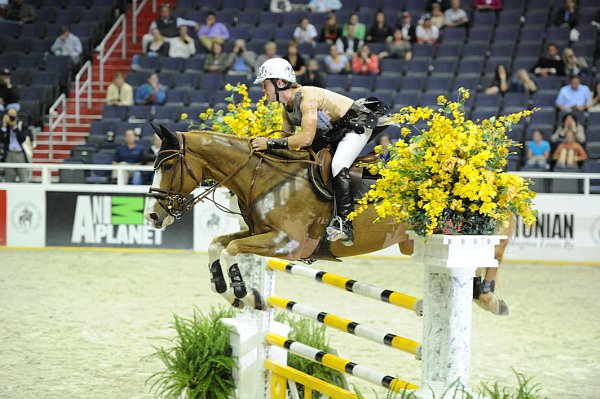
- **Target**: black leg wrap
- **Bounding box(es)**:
[473,276,482,299]
[251,288,265,310]
[228,263,248,299]
[209,260,228,294]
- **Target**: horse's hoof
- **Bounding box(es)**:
[476,292,510,316]
[252,288,265,311]
[231,298,244,310]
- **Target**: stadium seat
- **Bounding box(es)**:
[102,105,128,121]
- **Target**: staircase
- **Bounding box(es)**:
[33,0,177,163]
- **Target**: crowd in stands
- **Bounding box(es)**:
[1,0,600,186]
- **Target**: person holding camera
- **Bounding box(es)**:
[0,69,19,113]
[226,39,257,78]
[1,108,33,183]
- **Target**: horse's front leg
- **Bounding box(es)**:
[221,231,301,310]
[208,230,253,309]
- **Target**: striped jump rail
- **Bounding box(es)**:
[267,259,422,314]
[268,296,421,358]
[265,333,419,393]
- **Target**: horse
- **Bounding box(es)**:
[144,124,513,314]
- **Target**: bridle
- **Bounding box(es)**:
[147,132,256,219]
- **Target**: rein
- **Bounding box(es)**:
[147,131,322,219]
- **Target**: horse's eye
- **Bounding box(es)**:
[163,163,173,171]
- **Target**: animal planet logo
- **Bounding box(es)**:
[11,202,41,234]
[71,195,162,245]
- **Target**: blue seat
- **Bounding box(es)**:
[89,120,114,136]
[427,76,452,92]
[85,153,113,183]
[31,72,59,86]
[102,105,128,121]
[251,26,274,41]
[158,72,176,88]
[406,59,430,73]
[37,8,57,24]
[127,105,153,121]
[125,72,147,87]
[259,12,281,26]
[380,58,405,74]
[138,56,161,71]
[20,23,46,39]
[55,8,82,25]
[167,89,189,105]
[154,106,183,122]
[200,74,223,90]
[0,22,21,38]
[5,38,31,54]
[349,75,374,90]
[0,54,17,70]
[175,73,200,89]
[326,75,348,90]
[374,76,399,91]
[189,91,214,105]
[18,54,44,70]
[475,94,501,109]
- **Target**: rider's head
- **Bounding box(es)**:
[254,58,298,103]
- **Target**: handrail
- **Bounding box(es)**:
[74,61,92,125]
[48,94,67,159]
[96,14,126,91]
[516,171,599,197]
[132,0,156,44]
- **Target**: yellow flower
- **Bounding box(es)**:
[224,83,233,91]
[199,113,208,120]
[437,95,447,105]
[180,113,188,120]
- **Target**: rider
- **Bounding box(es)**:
[251,58,389,246]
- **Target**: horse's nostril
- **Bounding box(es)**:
[150,213,158,220]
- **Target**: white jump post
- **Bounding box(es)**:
[409,232,506,399]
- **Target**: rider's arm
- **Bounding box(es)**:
[286,97,318,148]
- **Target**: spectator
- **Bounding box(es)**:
[270,0,292,13]
[1,108,32,183]
[445,0,469,28]
[553,130,587,169]
[430,4,446,29]
[4,0,36,24]
[472,0,503,11]
[143,4,198,52]
[509,69,537,94]
[379,28,412,61]
[377,134,391,162]
[336,24,363,56]
[485,64,509,95]
[416,15,439,45]
[198,11,230,52]
[113,129,144,185]
[427,0,451,11]
[396,11,417,43]
[366,11,394,43]
[552,0,578,29]
[203,42,229,74]
[343,13,366,41]
[146,28,170,56]
[299,59,326,88]
[319,13,343,44]
[308,0,342,13]
[169,25,196,58]
[293,16,318,46]
[256,41,280,68]
[324,44,351,74]
[50,25,82,64]
[135,73,166,105]
[0,69,19,113]
[227,39,257,78]
[562,47,589,78]
[284,41,307,77]
[352,44,379,75]
[555,75,591,112]
[525,129,551,170]
[532,43,565,77]
[587,81,600,112]
[106,72,134,106]
[551,112,586,145]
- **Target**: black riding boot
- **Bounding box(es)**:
[326,167,354,246]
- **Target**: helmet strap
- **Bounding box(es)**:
[269,78,292,103]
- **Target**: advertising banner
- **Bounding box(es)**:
[45,192,194,249]
[504,194,600,263]
[6,187,45,247]
[0,190,6,246]
[193,189,242,252]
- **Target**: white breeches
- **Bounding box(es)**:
[331,130,372,177]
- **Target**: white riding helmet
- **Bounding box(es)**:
[253,58,296,84]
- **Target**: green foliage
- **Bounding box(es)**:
[145,306,237,399]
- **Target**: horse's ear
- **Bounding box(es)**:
[159,124,178,146]
[150,122,163,139]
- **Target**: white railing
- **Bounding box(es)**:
[75,60,92,125]
[518,171,598,197]
[97,14,127,91]
[48,94,67,159]
[0,163,154,185]
[132,0,157,44]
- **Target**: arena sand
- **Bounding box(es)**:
[0,249,598,399]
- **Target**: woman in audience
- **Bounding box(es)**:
[366,11,394,43]
[135,72,166,105]
[168,25,196,59]
[553,130,587,169]
[203,42,229,74]
[485,64,510,95]
[377,134,392,162]
[430,3,446,29]
[324,44,350,74]
[562,47,589,78]
[587,81,600,112]
[106,72,134,106]
[319,13,342,44]
[552,0,578,29]
[551,112,586,145]
[526,129,551,170]
[299,59,326,88]
[293,16,318,46]
[284,41,307,77]
[352,44,379,75]
[146,28,169,56]
[416,14,439,45]
[343,13,366,41]
[509,69,537,94]
[379,28,412,61]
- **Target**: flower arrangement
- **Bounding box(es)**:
[182,83,283,138]
[349,88,538,237]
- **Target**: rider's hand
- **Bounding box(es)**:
[252,137,268,151]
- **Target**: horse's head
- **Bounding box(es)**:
[144,123,203,229]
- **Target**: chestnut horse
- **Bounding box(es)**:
[144,124,512,314]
